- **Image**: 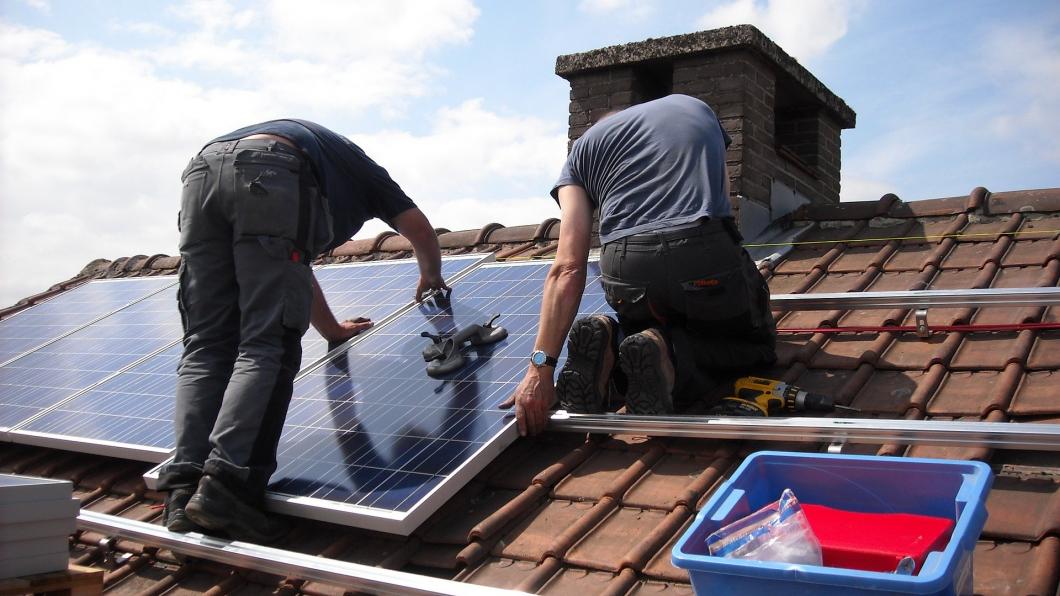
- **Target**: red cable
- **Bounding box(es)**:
[778,321,1060,334]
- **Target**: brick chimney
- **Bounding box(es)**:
[555,25,856,237]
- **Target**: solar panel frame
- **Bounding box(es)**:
[0,277,176,367]
[142,258,613,534]
[16,255,492,462]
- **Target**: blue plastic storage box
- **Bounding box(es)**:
[672,451,992,595]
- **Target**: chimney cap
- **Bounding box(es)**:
[555,24,855,128]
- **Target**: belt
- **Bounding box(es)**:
[616,218,731,245]
[199,135,302,157]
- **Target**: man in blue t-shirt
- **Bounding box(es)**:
[504,95,776,436]
[158,120,449,541]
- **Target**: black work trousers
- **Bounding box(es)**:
[599,218,777,407]
[158,139,328,503]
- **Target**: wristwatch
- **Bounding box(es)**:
[530,349,558,368]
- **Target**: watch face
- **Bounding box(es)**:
[531,351,546,366]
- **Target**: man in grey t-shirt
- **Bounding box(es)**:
[502,95,776,436]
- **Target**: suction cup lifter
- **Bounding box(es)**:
[421,314,508,378]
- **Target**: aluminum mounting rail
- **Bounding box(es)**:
[77,511,525,596]
[770,287,1060,311]
[548,412,1060,451]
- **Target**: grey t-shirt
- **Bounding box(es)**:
[551,94,732,244]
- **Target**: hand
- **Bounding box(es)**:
[415,272,449,303]
[500,367,556,437]
[324,317,373,344]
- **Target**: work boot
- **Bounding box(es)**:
[185,475,288,544]
[556,315,618,413]
[163,487,202,533]
[619,328,676,415]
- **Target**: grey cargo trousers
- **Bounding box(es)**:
[158,138,328,502]
[598,217,777,407]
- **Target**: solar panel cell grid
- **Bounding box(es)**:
[0,278,174,365]
[266,261,612,529]
[15,344,182,455]
[300,256,486,369]
[0,285,181,430]
[6,256,486,458]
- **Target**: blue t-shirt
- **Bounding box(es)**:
[551,94,732,244]
[209,119,416,252]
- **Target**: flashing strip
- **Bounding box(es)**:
[548,412,1060,451]
[77,510,525,596]
[771,287,1060,311]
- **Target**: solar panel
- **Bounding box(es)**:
[301,255,489,369]
[0,284,182,432]
[256,259,612,534]
[10,344,182,461]
[8,256,489,460]
[0,278,174,366]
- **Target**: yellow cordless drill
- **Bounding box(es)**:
[708,376,860,417]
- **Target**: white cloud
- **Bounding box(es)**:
[0,1,569,308]
[268,0,477,60]
[982,23,1060,163]
[22,0,50,14]
[355,99,567,231]
[578,0,656,19]
[698,0,862,63]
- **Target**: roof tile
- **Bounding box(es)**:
[564,507,670,572]
[827,244,893,273]
[878,333,959,370]
[983,476,1060,541]
[641,517,693,582]
[882,242,935,272]
[1002,238,1058,266]
[458,558,545,591]
[958,214,1022,241]
[810,333,889,370]
[926,367,1021,417]
[772,246,834,274]
[493,499,597,562]
[973,538,1060,596]
[949,332,1027,370]
[773,333,816,367]
[886,197,969,218]
[849,367,942,415]
[627,579,695,595]
[485,435,594,490]
[1027,331,1060,369]
[986,188,1060,215]
[552,447,661,502]
[420,487,524,545]
[1010,370,1060,416]
[938,241,1002,270]
[622,453,729,511]
[766,273,811,295]
[536,567,636,596]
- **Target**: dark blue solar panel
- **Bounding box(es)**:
[10,256,486,455]
[267,260,612,525]
[300,256,487,369]
[0,278,174,365]
[0,286,181,430]
[14,344,181,454]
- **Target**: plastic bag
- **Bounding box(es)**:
[706,488,823,565]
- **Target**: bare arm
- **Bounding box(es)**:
[501,185,593,436]
[310,273,373,342]
[391,207,449,301]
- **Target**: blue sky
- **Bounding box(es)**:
[1,0,1057,307]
